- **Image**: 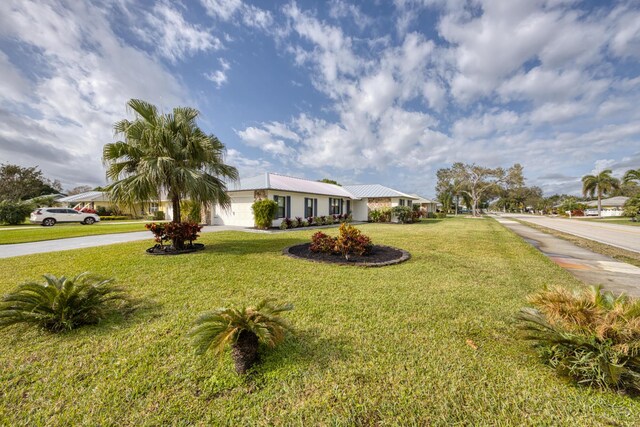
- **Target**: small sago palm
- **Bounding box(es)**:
[189,299,293,374]
[581,169,620,217]
[0,273,130,332]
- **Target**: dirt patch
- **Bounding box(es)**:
[283,243,410,267]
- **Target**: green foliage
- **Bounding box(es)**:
[623,169,640,185]
[392,206,413,223]
[0,201,34,225]
[334,223,372,260]
[99,216,130,221]
[0,273,131,332]
[309,231,336,253]
[189,299,293,373]
[623,195,640,218]
[103,99,238,224]
[145,222,202,247]
[318,178,341,186]
[369,207,391,222]
[558,197,587,214]
[0,163,62,201]
[252,199,277,229]
[153,210,166,221]
[180,201,200,223]
[435,212,448,219]
[517,286,640,392]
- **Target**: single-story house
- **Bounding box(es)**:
[409,194,438,214]
[213,173,360,226]
[584,196,629,217]
[341,184,418,221]
[57,191,163,218]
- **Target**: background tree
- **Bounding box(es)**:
[318,178,341,186]
[66,185,93,196]
[623,168,640,184]
[582,169,620,217]
[0,164,62,201]
[103,99,238,248]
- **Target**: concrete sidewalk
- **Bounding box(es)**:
[0,225,246,259]
[494,216,640,297]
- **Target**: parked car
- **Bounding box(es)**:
[30,208,101,226]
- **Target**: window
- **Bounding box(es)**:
[408,200,413,207]
[399,199,405,206]
[304,198,316,217]
[329,198,342,215]
[274,195,286,218]
[149,202,159,213]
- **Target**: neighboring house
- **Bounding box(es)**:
[213,173,360,226]
[57,191,163,218]
[409,194,438,214]
[342,184,418,221]
[584,196,629,217]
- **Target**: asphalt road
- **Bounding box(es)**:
[499,214,640,253]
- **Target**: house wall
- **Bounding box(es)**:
[351,200,369,222]
[266,191,351,227]
[213,191,255,226]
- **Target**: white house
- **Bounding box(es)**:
[409,194,438,214]
[342,184,419,220]
[584,196,629,217]
[213,173,361,226]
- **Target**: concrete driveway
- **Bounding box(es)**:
[500,214,640,253]
[0,225,247,259]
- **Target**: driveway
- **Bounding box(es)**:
[0,225,247,259]
[500,214,640,253]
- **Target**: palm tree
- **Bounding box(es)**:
[623,169,640,184]
[581,169,620,218]
[103,99,238,248]
[189,300,293,374]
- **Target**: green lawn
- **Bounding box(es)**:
[579,217,640,226]
[0,221,155,245]
[1,218,638,425]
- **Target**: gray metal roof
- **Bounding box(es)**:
[584,196,628,208]
[229,173,358,199]
[58,191,113,203]
[342,184,418,199]
[409,194,437,204]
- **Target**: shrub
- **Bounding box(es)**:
[189,299,293,374]
[0,201,34,225]
[0,273,131,332]
[96,206,112,216]
[306,216,314,226]
[392,206,413,223]
[279,218,294,230]
[426,212,436,219]
[153,210,166,221]
[146,222,168,244]
[310,231,336,254]
[295,217,304,227]
[435,212,447,219]
[325,216,335,225]
[252,199,277,229]
[334,223,372,260]
[370,207,392,222]
[517,285,640,392]
[570,209,584,217]
[316,216,326,226]
[99,215,130,221]
[146,222,202,247]
[623,195,640,218]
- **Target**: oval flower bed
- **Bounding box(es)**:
[145,222,206,255]
[283,223,410,267]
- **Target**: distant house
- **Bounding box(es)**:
[409,194,438,214]
[212,173,360,226]
[57,191,162,218]
[584,196,629,217]
[342,184,418,221]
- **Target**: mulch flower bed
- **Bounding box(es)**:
[146,243,205,255]
[283,243,410,267]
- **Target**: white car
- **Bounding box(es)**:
[30,208,101,226]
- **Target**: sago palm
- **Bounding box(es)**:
[189,299,293,374]
[0,273,130,332]
[581,169,620,217]
[103,99,238,247]
[623,168,640,185]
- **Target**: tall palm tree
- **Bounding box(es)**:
[581,169,620,218]
[623,169,640,184]
[103,99,238,247]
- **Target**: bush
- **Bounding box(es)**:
[426,212,436,219]
[146,221,202,247]
[181,201,201,223]
[0,272,131,332]
[310,232,336,254]
[623,195,640,218]
[325,216,334,225]
[252,199,277,229]
[96,206,112,216]
[316,216,326,226]
[189,299,293,374]
[392,206,413,223]
[435,212,447,219]
[99,215,130,221]
[306,216,315,226]
[0,201,34,225]
[279,218,294,230]
[153,210,166,221]
[370,207,391,222]
[517,285,640,392]
[334,223,372,260]
[570,209,584,217]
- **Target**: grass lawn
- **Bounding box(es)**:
[0,221,154,245]
[579,217,640,226]
[1,218,639,425]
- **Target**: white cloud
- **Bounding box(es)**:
[138,1,222,63]
[200,0,273,30]
[236,126,290,155]
[205,58,231,88]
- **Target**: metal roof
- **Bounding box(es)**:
[342,184,418,199]
[58,191,112,203]
[584,196,628,208]
[229,173,358,199]
[409,194,437,204]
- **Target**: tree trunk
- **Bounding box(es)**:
[171,195,183,249]
[231,330,259,374]
[455,195,458,216]
[597,189,602,218]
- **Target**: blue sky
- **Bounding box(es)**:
[1,0,639,197]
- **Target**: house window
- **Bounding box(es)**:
[274,196,286,218]
[149,202,159,213]
[408,200,413,207]
[399,199,405,206]
[329,198,342,215]
[304,198,316,217]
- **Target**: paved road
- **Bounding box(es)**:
[494,217,640,296]
[0,225,248,259]
[500,214,640,253]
